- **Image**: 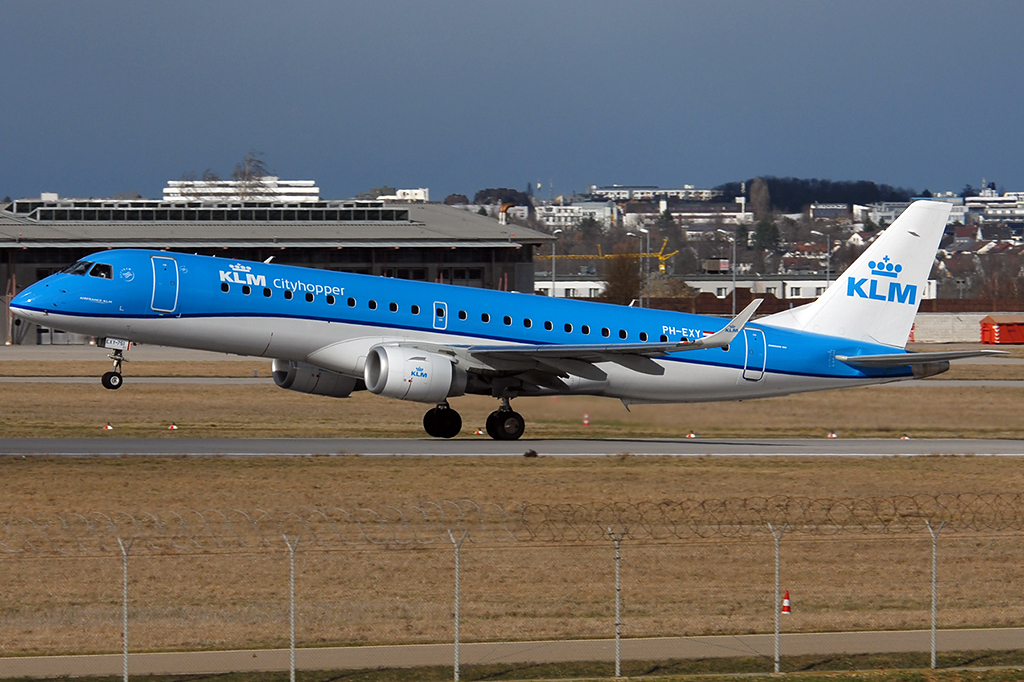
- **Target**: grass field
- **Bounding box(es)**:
[2,350,1024,670]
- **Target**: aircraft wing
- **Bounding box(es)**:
[402,299,762,381]
[836,349,1008,368]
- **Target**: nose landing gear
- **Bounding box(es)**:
[101,348,125,390]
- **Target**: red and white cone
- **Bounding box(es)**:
[827,430,838,439]
[168,422,178,430]
[103,422,114,430]
[475,428,484,435]
[583,412,590,427]
[782,589,791,615]
[686,430,696,439]
[900,433,910,440]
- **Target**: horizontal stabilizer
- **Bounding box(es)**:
[836,349,1008,368]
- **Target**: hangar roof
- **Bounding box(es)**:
[0,199,551,249]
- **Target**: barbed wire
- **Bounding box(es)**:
[4,494,1024,554]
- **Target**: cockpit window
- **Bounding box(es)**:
[60,261,94,275]
[89,263,113,279]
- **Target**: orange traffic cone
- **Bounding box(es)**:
[782,589,791,614]
[827,431,837,439]
[103,422,114,430]
[168,422,178,430]
[474,428,484,435]
[583,412,590,427]
[900,433,910,440]
[686,430,696,439]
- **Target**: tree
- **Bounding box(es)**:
[598,254,640,305]
[232,151,271,200]
[753,218,780,252]
[750,177,771,219]
[736,224,750,250]
[477,206,488,216]
[474,188,531,206]
[444,194,469,205]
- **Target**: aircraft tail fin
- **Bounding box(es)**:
[760,200,950,347]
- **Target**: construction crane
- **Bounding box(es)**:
[535,238,679,273]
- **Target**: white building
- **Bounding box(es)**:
[588,184,724,202]
[535,201,620,230]
[163,178,320,202]
[378,188,430,202]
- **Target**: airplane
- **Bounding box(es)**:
[9,200,1002,440]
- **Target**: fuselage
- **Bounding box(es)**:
[10,249,914,403]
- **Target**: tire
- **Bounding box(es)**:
[101,372,123,390]
[494,411,525,440]
[423,408,441,437]
[439,409,462,439]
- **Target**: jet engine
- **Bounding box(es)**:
[363,345,467,403]
[272,359,360,398]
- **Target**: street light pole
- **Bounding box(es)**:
[551,229,563,297]
[717,229,737,315]
[811,230,831,287]
[626,231,642,307]
[639,227,650,308]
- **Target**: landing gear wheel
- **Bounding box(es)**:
[487,410,525,440]
[101,372,123,390]
[423,406,462,439]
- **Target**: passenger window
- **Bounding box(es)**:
[640,332,648,342]
[264,288,272,297]
[524,318,532,328]
[435,307,445,318]
[284,290,293,300]
[619,330,627,339]
[601,328,610,337]
[348,297,356,307]
[564,323,573,333]
[221,283,230,293]
[243,285,251,295]
[458,310,467,320]
[390,302,398,312]
[582,325,590,335]
[326,294,335,304]
[544,321,553,331]
[411,304,420,314]
[305,292,314,302]
[369,300,377,310]
[88,263,113,279]
[660,334,668,342]
[481,313,490,322]
[503,316,512,325]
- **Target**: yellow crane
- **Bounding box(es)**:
[535,238,679,272]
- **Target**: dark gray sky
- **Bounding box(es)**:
[3,1,1022,201]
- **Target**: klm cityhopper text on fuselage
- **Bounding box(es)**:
[9,200,1001,440]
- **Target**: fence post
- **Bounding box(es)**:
[925,520,944,669]
[283,534,301,682]
[767,523,787,675]
[448,530,468,682]
[608,526,627,679]
[116,537,134,682]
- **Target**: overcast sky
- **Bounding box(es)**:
[2,1,1022,202]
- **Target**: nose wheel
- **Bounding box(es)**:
[102,348,125,390]
[423,403,462,438]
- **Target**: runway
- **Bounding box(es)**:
[3,628,1023,677]
[2,437,1024,456]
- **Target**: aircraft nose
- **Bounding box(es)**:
[10,280,56,322]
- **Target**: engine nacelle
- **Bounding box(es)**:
[272,359,360,398]
[363,345,467,403]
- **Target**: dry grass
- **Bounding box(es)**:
[2,352,1024,658]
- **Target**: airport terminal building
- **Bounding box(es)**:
[1,196,551,344]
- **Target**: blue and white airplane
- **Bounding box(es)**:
[10,200,999,439]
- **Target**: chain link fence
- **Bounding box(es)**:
[3,495,1024,678]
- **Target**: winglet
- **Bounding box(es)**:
[681,299,762,350]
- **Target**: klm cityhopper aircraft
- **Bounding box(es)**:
[11,200,998,440]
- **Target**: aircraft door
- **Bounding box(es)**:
[433,301,448,330]
[151,256,179,313]
[742,328,766,381]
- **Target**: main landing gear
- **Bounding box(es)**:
[101,348,125,390]
[421,398,527,440]
[485,398,525,441]
[423,402,462,439]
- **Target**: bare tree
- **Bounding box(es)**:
[232,151,271,200]
[750,177,771,220]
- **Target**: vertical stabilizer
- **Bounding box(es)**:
[761,200,950,347]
